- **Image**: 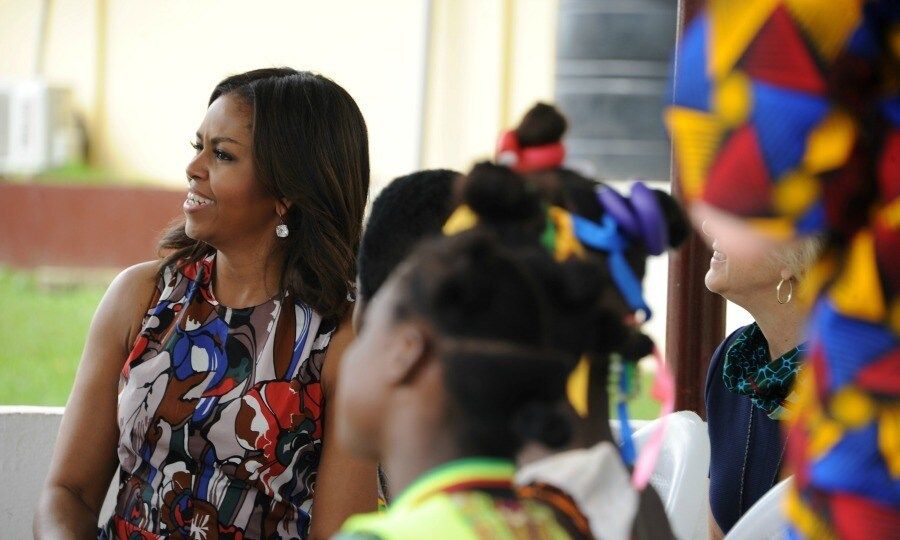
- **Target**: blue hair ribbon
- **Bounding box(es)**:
[615,358,637,466]
[571,214,653,320]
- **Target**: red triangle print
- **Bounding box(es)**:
[742,5,826,94]
[703,126,772,216]
[879,129,900,201]
[856,348,900,395]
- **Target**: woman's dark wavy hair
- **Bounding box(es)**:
[159,68,369,319]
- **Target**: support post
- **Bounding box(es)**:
[665,0,726,418]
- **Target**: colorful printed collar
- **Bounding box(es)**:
[391,458,516,510]
[723,323,806,420]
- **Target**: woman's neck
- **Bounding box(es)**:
[734,289,806,360]
[213,244,284,308]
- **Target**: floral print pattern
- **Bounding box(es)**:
[100,254,334,539]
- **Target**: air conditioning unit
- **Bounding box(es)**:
[0,79,83,176]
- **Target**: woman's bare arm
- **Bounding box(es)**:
[708,504,724,540]
[34,261,159,539]
[308,318,378,540]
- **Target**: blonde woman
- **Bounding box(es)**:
[703,223,821,539]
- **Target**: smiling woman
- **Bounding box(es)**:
[702,222,823,539]
[34,68,376,540]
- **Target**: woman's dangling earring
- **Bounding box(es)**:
[275,221,289,238]
[776,278,793,304]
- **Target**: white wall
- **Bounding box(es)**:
[421,0,558,172]
[0,0,748,391]
[0,0,430,192]
[0,0,560,192]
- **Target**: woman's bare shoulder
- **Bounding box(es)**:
[98,260,164,348]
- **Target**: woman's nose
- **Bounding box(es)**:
[186,156,206,184]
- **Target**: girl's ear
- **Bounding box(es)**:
[385,322,431,386]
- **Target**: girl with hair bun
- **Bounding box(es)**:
[333,231,612,539]
[447,101,690,539]
[490,103,689,446]
[447,160,680,540]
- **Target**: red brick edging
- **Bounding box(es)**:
[0,182,186,269]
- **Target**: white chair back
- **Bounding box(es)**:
[0,406,117,537]
[613,411,710,540]
[725,476,792,540]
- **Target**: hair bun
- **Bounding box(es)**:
[464,162,543,225]
[651,190,690,249]
[515,103,568,147]
[619,331,655,363]
[512,401,571,449]
[556,259,606,311]
[432,233,509,315]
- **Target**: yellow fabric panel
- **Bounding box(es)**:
[802,110,857,174]
[713,71,753,128]
[773,172,820,218]
[708,0,780,79]
[783,0,862,61]
[829,230,888,323]
[879,404,900,478]
[665,107,727,201]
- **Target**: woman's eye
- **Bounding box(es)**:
[214,149,233,161]
[190,140,202,153]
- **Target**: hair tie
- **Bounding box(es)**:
[596,182,668,256]
[442,205,479,235]
[571,213,653,320]
[547,207,586,261]
[629,182,668,256]
[496,130,566,173]
[442,203,651,319]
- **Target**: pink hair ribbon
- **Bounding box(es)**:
[630,346,675,490]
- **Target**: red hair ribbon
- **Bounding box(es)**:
[495,130,565,173]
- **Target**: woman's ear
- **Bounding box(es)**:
[276,198,293,218]
[780,267,794,281]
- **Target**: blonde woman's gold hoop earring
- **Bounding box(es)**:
[776,278,793,304]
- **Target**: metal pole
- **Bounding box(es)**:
[665,0,726,418]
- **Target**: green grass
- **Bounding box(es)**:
[0,267,664,419]
[623,370,662,420]
[0,268,106,405]
[0,164,166,186]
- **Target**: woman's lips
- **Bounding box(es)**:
[184,191,214,212]
[710,250,727,267]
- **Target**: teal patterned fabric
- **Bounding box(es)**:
[722,323,806,420]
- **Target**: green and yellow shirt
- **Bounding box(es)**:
[335,458,591,539]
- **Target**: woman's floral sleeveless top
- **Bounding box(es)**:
[100,254,334,539]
